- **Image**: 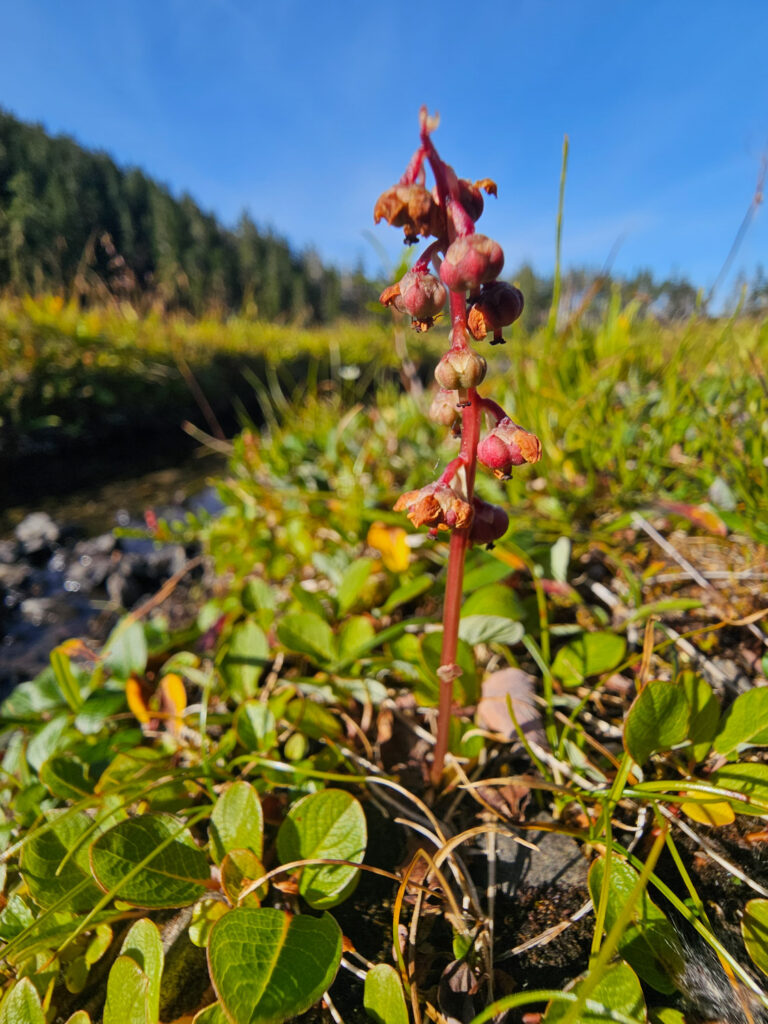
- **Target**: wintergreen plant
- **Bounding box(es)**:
[376,108,541,781]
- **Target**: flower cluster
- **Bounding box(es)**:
[375,108,541,549]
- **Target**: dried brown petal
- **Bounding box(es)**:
[394,482,473,532]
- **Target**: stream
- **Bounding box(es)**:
[0,448,227,694]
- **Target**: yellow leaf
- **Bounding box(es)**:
[161,673,187,734]
[681,797,735,826]
[125,675,150,725]
[367,522,410,573]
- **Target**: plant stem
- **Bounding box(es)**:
[432,292,481,784]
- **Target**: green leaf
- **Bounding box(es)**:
[242,577,276,616]
[710,762,768,815]
[103,955,151,1024]
[462,559,512,591]
[649,1010,685,1024]
[552,631,626,688]
[588,856,684,993]
[90,813,210,908]
[624,682,690,764]
[75,690,127,735]
[338,615,376,662]
[120,919,164,1023]
[40,755,93,801]
[190,900,230,948]
[458,615,524,646]
[221,849,267,905]
[27,713,76,772]
[680,673,720,762]
[50,646,84,712]
[208,907,342,1024]
[221,619,270,700]
[210,781,264,864]
[544,961,645,1022]
[382,574,434,614]
[461,583,525,620]
[363,963,409,1024]
[235,701,278,753]
[714,687,768,755]
[105,621,148,679]
[64,1013,93,1024]
[337,557,375,616]
[277,612,337,665]
[742,898,768,977]
[276,789,367,909]
[0,978,45,1024]
[20,810,103,911]
[283,698,343,741]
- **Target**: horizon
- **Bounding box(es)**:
[1,1,767,302]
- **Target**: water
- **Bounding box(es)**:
[0,449,228,539]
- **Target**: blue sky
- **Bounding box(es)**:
[1,0,767,297]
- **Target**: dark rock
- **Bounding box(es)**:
[14,512,60,556]
[492,818,588,894]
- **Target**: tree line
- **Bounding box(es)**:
[0,109,361,321]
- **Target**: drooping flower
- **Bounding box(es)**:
[439,234,504,292]
[477,417,542,478]
[394,482,474,532]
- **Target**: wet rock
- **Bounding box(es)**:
[0,539,18,564]
[15,511,60,557]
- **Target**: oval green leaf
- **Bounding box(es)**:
[0,978,45,1024]
[624,682,690,764]
[544,961,646,1022]
[552,631,626,688]
[714,687,768,756]
[208,906,342,1024]
[742,898,768,977]
[710,762,768,815]
[90,813,210,908]
[276,789,367,909]
[235,701,278,753]
[364,963,409,1024]
[103,955,151,1024]
[458,615,524,646]
[120,918,164,1023]
[277,612,336,665]
[588,856,684,993]
[20,810,103,912]
[210,780,264,864]
[221,619,270,700]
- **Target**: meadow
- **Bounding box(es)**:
[1,293,768,1023]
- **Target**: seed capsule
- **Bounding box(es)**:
[439,234,504,292]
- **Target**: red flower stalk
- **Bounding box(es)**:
[375,108,539,785]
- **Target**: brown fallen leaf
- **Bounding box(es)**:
[477,668,547,750]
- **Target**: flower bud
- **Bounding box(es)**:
[469,498,509,547]
[468,282,524,343]
[439,234,504,292]
[477,417,542,479]
[398,269,447,321]
[374,184,443,243]
[394,482,474,532]
[429,388,459,427]
[434,348,487,393]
